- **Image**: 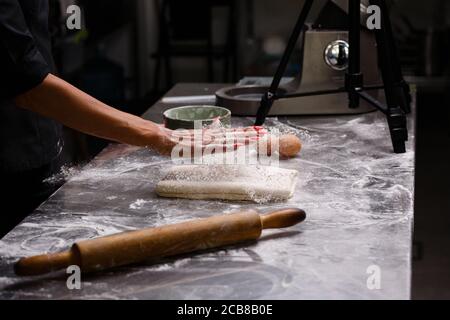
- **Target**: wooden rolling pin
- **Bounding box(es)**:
[14,208,305,276]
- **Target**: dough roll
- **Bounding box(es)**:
[156,165,299,203]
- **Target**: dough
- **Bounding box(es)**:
[258,134,302,158]
[156,165,298,203]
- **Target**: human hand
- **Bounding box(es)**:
[152,126,268,157]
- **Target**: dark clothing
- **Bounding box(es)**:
[0,0,63,237]
[0,160,61,238]
[1,0,53,98]
[0,0,62,173]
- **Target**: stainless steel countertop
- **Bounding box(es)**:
[0,83,416,300]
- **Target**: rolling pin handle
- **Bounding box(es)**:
[14,250,76,276]
[260,208,306,229]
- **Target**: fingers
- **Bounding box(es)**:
[206,126,267,136]
[173,142,245,158]
[172,135,255,146]
[170,126,266,136]
[166,126,269,158]
[169,126,268,142]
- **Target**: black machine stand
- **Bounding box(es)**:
[255,0,411,154]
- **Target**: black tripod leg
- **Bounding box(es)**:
[371,0,408,153]
[370,0,411,114]
[255,0,314,126]
[346,0,363,109]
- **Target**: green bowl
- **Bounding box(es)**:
[163,105,231,130]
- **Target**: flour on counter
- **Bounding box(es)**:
[129,199,151,210]
[0,109,416,299]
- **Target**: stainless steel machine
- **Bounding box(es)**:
[216,32,381,116]
[216,0,380,116]
[216,0,411,153]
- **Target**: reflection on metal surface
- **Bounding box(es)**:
[324,40,350,71]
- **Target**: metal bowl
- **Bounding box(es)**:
[163,105,231,130]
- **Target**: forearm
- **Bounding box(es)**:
[14,74,161,148]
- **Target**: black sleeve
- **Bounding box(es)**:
[0,0,50,99]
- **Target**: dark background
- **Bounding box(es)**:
[48,0,449,299]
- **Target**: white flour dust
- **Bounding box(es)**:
[129,199,151,210]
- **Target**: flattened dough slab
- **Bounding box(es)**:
[156,165,298,203]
